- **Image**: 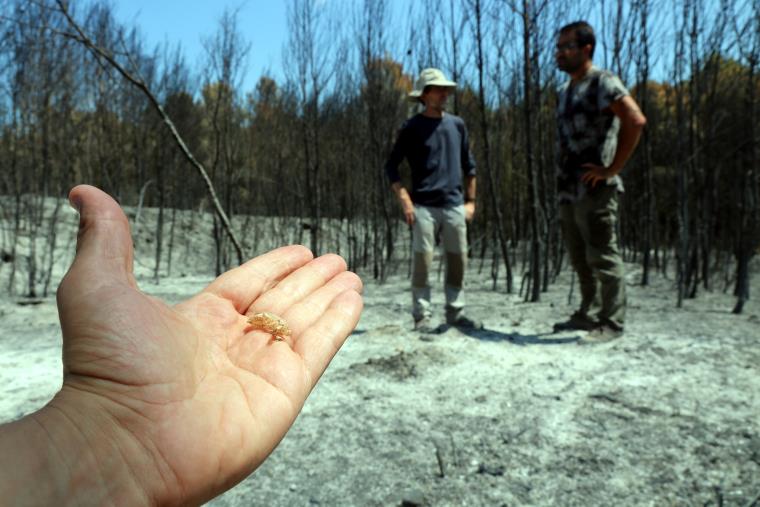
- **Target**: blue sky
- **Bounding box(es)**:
[112,0,290,93]
[109,0,737,96]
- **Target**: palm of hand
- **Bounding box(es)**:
[53,187,362,504]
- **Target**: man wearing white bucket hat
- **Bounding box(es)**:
[385,68,480,333]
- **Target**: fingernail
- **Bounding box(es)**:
[68,196,81,213]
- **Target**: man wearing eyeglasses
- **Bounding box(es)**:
[553,21,647,342]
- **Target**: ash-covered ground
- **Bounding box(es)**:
[1,203,758,506]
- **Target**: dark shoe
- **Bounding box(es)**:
[577,324,623,344]
[553,312,598,332]
[414,317,435,334]
[446,314,483,330]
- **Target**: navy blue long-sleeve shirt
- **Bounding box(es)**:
[385,113,476,207]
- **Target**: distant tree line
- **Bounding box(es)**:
[0,0,757,314]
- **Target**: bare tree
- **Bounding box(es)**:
[54,0,246,265]
[0,0,757,322]
[730,0,759,313]
[518,0,544,302]
[633,0,656,286]
[285,0,336,255]
[465,0,514,292]
[356,0,409,280]
[201,7,250,274]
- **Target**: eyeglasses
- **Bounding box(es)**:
[555,42,580,52]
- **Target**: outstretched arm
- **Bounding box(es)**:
[0,185,363,506]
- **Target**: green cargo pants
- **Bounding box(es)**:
[559,185,626,329]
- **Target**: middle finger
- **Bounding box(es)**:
[247,254,348,318]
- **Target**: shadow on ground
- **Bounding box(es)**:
[441,325,580,345]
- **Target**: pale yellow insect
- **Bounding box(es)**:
[247,312,291,341]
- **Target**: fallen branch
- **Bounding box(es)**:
[54,0,245,264]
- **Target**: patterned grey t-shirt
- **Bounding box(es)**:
[556,66,629,202]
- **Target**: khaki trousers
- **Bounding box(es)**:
[559,186,626,329]
[411,204,467,322]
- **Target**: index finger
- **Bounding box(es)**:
[203,245,314,313]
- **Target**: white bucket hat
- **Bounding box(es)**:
[408,68,457,101]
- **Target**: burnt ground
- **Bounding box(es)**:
[213,262,760,506]
[1,203,758,505]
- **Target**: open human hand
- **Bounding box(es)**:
[464,201,476,222]
[22,185,363,505]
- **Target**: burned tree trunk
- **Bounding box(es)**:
[469,0,513,293]
[520,0,542,302]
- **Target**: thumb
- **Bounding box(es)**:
[62,185,136,292]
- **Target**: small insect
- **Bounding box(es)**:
[247,312,291,341]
